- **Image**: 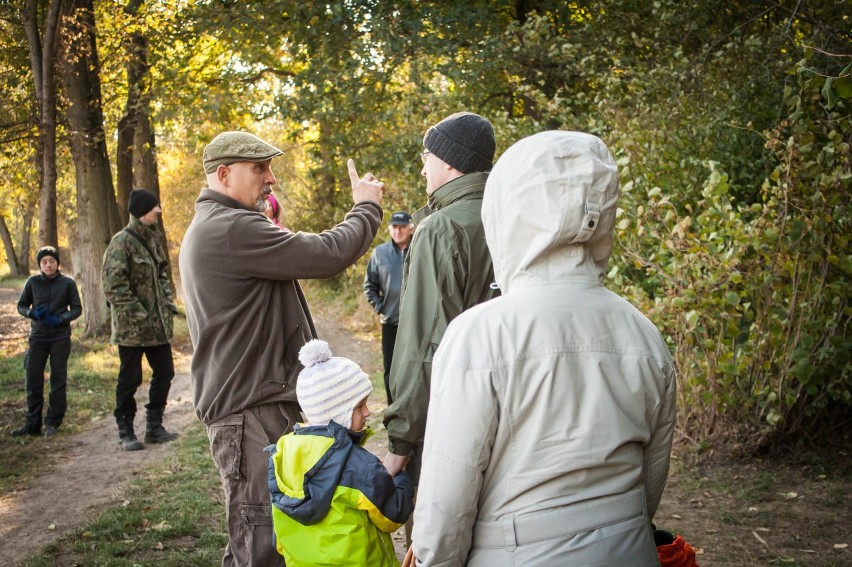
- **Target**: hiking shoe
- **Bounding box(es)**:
[43,425,59,437]
[11,425,40,437]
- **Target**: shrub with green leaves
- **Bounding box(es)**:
[610,59,850,448]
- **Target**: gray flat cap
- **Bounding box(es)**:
[203,131,284,173]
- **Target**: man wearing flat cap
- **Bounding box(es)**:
[179,131,385,567]
[364,210,415,405]
[382,112,500,540]
[103,188,179,452]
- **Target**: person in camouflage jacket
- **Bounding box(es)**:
[102,189,179,451]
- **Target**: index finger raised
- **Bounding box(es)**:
[347,159,360,186]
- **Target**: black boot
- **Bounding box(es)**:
[11,423,40,437]
[116,415,144,451]
[144,407,178,444]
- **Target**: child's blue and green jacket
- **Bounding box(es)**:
[267,421,414,566]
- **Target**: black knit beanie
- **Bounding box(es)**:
[36,246,60,265]
[128,189,159,219]
[423,112,495,173]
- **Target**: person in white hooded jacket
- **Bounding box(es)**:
[406,131,677,567]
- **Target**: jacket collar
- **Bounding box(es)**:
[197,187,258,212]
[413,171,489,223]
[128,215,156,238]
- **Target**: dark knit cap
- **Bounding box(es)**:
[128,189,159,219]
[423,112,495,173]
[36,246,60,265]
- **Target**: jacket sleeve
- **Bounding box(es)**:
[228,201,383,281]
[17,279,34,318]
[354,459,415,533]
[157,244,177,310]
[412,323,498,566]
[383,222,468,456]
[363,248,384,313]
[102,239,147,321]
[644,361,677,518]
[62,278,83,322]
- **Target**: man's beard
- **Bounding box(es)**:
[255,185,273,212]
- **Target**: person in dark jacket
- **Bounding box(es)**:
[102,189,179,451]
[12,246,82,437]
[363,210,414,405]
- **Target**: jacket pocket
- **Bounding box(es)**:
[208,414,244,480]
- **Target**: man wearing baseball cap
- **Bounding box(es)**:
[382,112,500,541]
[363,210,415,405]
[103,189,179,452]
[179,131,385,567]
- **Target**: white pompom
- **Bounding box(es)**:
[299,339,332,368]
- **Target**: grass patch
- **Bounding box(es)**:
[22,422,227,566]
[0,338,119,493]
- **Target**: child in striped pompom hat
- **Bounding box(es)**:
[267,339,414,566]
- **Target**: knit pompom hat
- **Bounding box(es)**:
[296,339,373,430]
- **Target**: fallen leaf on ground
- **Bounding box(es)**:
[752,530,768,545]
[834,544,848,549]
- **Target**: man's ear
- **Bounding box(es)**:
[217,164,229,185]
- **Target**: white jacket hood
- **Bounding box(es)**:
[482,131,619,293]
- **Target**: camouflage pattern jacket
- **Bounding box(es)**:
[102,217,176,347]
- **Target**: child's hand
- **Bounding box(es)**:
[44,315,62,327]
[32,305,48,320]
[401,546,416,567]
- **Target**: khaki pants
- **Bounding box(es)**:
[207,403,301,567]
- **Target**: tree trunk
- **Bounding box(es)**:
[19,198,36,273]
[118,0,172,290]
[59,0,121,337]
[0,217,25,277]
[23,0,64,248]
[116,17,148,218]
[316,118,338,226]
[134,108,174,292]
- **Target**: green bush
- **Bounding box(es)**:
[610,60,851,447]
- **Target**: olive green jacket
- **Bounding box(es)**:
[383,172,498,457]
[102,217,176,347]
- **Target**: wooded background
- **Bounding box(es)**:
[0,0,848,451]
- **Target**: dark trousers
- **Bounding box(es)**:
[381,323,399,405]
[114,343,174,419]
[24,338,71,429]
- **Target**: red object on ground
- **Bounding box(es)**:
[658,535,700,567]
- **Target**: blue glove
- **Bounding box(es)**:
[44,315,62,327]
[32,306,48,320]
